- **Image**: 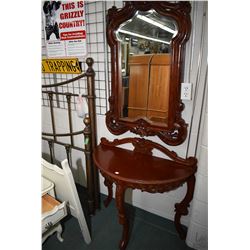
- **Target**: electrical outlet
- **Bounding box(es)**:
[181,82,192,100]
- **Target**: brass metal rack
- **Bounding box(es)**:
[42,58,100,215]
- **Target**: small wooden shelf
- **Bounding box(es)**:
[42,194,61,214]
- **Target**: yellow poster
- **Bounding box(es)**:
[42,58,82,74]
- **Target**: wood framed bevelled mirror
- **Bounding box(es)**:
[106,1,191,145]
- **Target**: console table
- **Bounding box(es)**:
[93,137,197,250]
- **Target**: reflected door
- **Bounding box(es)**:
[126,54,171,125]
[147,54,171,124]
[127,55,152,119]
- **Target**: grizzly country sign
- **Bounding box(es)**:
[42,1,87,58]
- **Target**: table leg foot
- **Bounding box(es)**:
[115,184,129,250]
[174,174,196,240]
[56,223,64,242]
[104,177,113,207]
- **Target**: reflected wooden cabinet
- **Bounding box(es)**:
[148,54,171,123]
[127,55,151,118]
[127,54,171,124]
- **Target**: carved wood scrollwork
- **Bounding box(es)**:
[100,137,197,168]
[130,119,156,138]
[106,1,192,145]
[121,180,185,194]
[100,171,185,195]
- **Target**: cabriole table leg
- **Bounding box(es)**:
[115,184,129,250]
[103,177,113,207]
[174,174,196,239]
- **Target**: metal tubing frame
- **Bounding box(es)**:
[42,57,99,215]
[47,92,57,141]
[83,116,95,214]
[66,93,74,146]
[86,58,100,211]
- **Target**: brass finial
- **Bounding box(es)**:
[84,116,91,126]
[86,57,94,68]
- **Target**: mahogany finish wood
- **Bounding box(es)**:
[106,1,192,145]
[93,137,197,249]
[98,2,196,249]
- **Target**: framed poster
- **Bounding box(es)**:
[42,1,87,58]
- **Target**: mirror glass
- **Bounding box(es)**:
[115,10,178,126]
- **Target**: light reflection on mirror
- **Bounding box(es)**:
[115,10,178,126]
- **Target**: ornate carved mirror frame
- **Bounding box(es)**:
[106,1,191,145]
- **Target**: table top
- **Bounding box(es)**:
[93,144,196,186]
[42,176,54,196]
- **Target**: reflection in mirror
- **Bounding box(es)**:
[115,10,178,126]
